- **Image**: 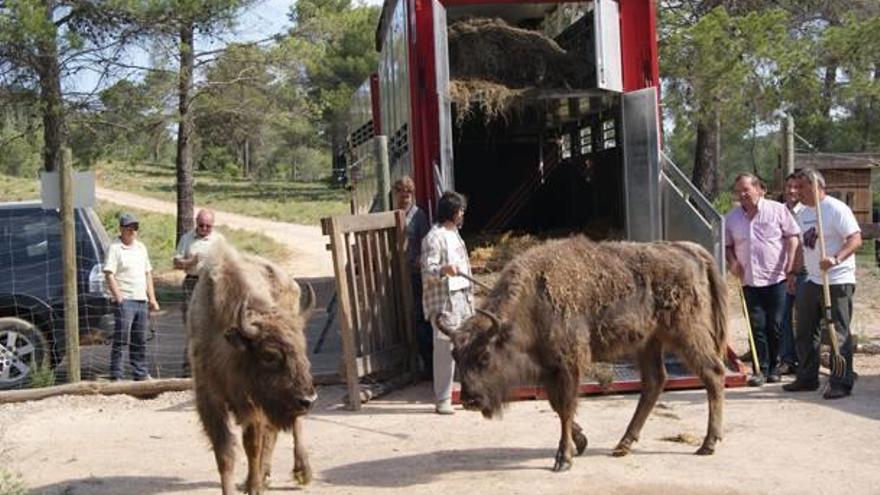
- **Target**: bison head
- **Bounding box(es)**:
[436,309,515,419]
[224,284,318,425]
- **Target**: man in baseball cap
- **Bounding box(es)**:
[103,211,159,381]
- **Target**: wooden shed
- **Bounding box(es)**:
[795,153,879,223]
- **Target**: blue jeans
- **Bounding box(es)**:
[779,273,806,366]
[110,299,149,379]
[743,282,787,376]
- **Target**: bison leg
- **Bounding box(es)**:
[572,421,588,456]
[196,393,236,495]
[291,415,312,485]
[688,350,726,455]
[544,367,580,472]
[242,423,266,494]
[614,338,666,457]
[259,428,279,487]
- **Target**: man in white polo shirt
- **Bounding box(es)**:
[104,212,160,381]
[173,209,223,375]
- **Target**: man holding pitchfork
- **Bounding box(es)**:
[784,169,862,399]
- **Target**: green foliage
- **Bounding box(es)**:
[0,173,39,201]
[660,1,880,193]
[0,469,26,495]
[28,359,56,388]
[713,191,734,215]
[284,0,380,144]
[97,204,179,273]
[95,201,291,277]
[99,160,349,225]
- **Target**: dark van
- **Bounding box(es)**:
[0,201,115,389]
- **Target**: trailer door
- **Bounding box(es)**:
[594,0,623,92]
[432,0,454,196]
[621,87,661,241]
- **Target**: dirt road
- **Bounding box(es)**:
[95,187,333,278]
[2,357,879,495]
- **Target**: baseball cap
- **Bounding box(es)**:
[119,212,139,227]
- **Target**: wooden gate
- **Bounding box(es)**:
[321,210,417,410]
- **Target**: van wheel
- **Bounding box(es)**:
[0,317,49,390]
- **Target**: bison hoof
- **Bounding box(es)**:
[552,452,572,472]
[695,445,715,456]
[611,445,631,457]
[293,466,312,485]
[574,432,588,456]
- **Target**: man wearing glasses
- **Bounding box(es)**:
[173,209,224,375]
[104,212,160,381]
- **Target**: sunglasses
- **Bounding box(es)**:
[197,223,213,228]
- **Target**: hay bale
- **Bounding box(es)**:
[448,79,529,125]
[448,18,593,90]
[447,17,595,124]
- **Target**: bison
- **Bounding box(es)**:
[435,236,728,471]
[188,240,317,494]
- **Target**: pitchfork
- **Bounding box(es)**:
[812,178,847,378]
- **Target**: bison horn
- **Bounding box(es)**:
[431,314,458,337]
[476,308,502,332]
[300,283,316,314]
[237,296,260,338]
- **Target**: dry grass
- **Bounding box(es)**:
[447,17,594,125]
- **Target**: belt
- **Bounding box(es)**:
[184,274,199,280]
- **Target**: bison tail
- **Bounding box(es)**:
[703,252,728,356]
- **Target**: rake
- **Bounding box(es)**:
[811,179,847,378]
[737,284,762,378]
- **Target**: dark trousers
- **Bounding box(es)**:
[795,282,856,390]
[181,275,199,374]
[411,273,433,375]
[743,282,786,376]
[779,273,806,366]
[110,299,149,379]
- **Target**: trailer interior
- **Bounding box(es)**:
[445,3,626,238]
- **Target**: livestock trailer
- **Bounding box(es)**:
[336,0,747,394]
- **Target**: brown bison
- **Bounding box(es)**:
[435,237,728,471]
[188,240,317,494]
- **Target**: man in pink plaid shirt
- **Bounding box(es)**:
[725,173,800,387]
[421,191,474,415]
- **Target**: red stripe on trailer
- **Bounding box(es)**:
[451,355,749,404]
[408,0,440,214]
[619,0,659,92]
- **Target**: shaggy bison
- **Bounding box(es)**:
[188,240,317,494]
[435,237,728,471]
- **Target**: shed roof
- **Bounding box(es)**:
[795,152,880,170]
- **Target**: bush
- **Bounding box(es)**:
[28,359,56,388]
[0,470,26,495]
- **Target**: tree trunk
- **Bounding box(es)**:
[862,62,880,152]
[175,22,195,242]
[692,110,721,200]
[816,62,837,150]
[244,138,250,177]
[36,0,65,173]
